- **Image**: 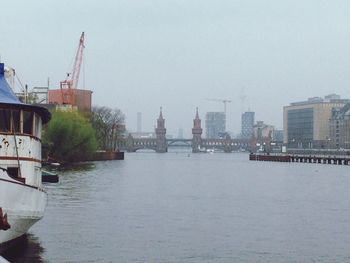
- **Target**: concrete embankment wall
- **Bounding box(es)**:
[83,151,124,161]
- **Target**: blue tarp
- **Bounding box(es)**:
[0,64,22,104]
[0,63,51,123]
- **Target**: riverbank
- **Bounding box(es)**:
[43,151,124,166]
[87,151,124,161]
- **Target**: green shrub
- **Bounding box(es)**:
[43,110,97,163]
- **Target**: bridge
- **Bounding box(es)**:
[116,108,253,153]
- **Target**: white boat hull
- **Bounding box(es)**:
[0,63,51,253]
[0,177,47,249]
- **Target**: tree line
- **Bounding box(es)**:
[43,106,125,163]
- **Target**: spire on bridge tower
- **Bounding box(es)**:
[159,106,163,118]
[193,107,201,129]
[157,106,165,129]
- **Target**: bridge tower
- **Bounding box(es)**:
[192,107,203,153]
[155,107,167,153]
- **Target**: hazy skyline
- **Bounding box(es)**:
[1,0,350,137]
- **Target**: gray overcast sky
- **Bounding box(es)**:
[1,0,350,137]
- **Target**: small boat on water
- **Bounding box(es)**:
[0,63,51,251]
[206,148,215,154]
[42,170,59,183]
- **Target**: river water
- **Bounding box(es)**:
[3,152,350,262]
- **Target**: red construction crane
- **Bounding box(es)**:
[60,32,85,105]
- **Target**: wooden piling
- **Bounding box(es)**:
[249,153,350,166]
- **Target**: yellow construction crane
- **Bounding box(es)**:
[206,98,232,115]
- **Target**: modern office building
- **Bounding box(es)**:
[241,111,255,139]
[329,103,350,149]
[205,112,226,139]
[283,94,349,148]
[272,129,284,142]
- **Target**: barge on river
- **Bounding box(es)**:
[0,63,51,251]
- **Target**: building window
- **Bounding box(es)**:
[11,110,20,133]
[0,109,20,133]
[0,109,11,132]
[287,108,314,147]
[23,111,33,135]
[33,113,42,138]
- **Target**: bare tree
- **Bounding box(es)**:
[91,106,125,151]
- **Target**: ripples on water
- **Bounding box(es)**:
[3,152,350,262]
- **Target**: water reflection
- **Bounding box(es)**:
[2,234,44,263]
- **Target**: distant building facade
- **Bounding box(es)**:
[48,89,92,112]
[283,94,349,149]
[272,129,284,142]
[205,112,225,139]
[329,103,350,149]
[241,111,255,139]
[253,121,274,142]
[128,132,155,139]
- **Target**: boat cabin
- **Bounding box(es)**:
[0,63,50,187]
[0,109,42,138]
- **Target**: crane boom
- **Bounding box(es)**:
[206,98,232,114]
[71,32,85,89]
[60,32,85,105]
